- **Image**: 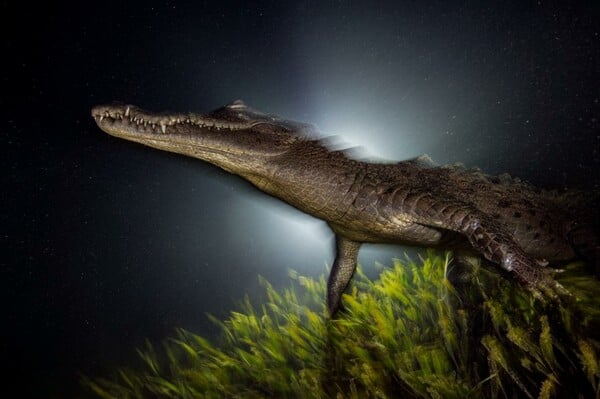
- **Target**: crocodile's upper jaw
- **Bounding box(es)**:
[91,100,301,175]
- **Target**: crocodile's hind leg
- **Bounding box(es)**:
[393,192,568,299]
[451,210,568,299]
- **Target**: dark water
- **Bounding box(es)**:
[4,1,599,397]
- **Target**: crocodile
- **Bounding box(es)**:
[92,100,599,316]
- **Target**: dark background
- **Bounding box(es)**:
[3,1,598,397]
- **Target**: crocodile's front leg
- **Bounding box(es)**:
[327,236,361,316]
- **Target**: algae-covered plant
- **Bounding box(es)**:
[83,251,600,399]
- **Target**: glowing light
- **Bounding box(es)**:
[224,192,333,273]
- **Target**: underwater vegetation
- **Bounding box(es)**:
[83,251,600,399]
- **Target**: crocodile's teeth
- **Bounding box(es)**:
[99,116,104,122]
[161,124,166,134]
[124,106,130,117]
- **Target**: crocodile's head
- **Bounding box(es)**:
[91,100,309,175]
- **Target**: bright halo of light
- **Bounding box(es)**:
[224,192,333,273]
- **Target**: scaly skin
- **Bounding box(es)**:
[92,100,598,316]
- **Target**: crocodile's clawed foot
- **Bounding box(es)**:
[527,278,571,304]
[508,253,572,303]
[537,266,571,298]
